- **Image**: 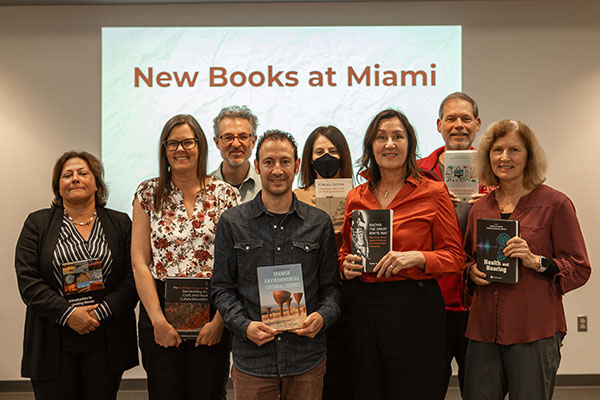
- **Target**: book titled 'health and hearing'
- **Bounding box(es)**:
[476,218,520,283]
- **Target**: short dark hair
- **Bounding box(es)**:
[298,125,354,188]
[52,151,108,207]
[213,105,259,137]
[155,114,208,212]
[359,109,420,186]
[255,129,298,162]
[438,92,479,119]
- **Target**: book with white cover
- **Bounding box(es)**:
[315,178,353,229]
[444,150,478,202]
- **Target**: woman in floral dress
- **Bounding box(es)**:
[131,114,239,400]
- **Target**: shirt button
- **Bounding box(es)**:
[277,337,281,341]
[245,246,249,250]
[418,281,424,288]
[280,226,284,230]
[305,245,309,250]
[273,225,277,229]
[277,246,281,251]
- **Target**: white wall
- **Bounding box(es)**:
[1,0,598,381]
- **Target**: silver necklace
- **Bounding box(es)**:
[498,190,524,213]
[65,210,96,226]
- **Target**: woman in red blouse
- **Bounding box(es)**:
[464,120,591,399]
[339,109,465,399]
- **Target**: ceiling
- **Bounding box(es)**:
[0,0,455,5]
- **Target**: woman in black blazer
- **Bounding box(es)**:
[14,151,138,400]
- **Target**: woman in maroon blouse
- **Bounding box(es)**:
[464,120,591,399]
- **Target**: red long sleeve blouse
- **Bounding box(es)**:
[338,175,465,283]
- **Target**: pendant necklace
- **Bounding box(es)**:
[65,210,97,226]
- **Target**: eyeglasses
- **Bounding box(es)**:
[163,138,198,151]
[219,133,253,144]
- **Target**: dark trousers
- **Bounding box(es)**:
[139,304,231,400]
[31,326,122,400]
[463,333,562,400]
[349,279,446,400]
[443,310,469,397]
[322,281,353,400]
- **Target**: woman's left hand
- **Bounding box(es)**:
[196,313,224,347]
[503,237,539,269]
[373,251,426,278]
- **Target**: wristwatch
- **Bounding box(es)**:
[536,256,549,273]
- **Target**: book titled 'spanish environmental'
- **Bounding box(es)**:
[476,218,520,283]
[164,277,210,340]
[351,209,393,273]
[315,178,353,228]
[444,150,478,202]
[62,258,104,306]
[257,263,306,331]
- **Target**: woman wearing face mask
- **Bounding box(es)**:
[295,125,354,233]
[295,125,354,400]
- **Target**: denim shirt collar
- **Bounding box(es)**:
[247,191,305,224]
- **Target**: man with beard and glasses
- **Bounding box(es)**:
[211,105,261,203]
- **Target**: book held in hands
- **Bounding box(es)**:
[164,277,211,340]
[314,178,353,228]
[351,209,393,273]
[61,258,105,306]
[257,263,306,331]
[476,218,520,283]
[444,150,478,202]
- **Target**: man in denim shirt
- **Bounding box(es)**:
[212,130,341,399]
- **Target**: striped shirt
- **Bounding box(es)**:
[53,214,113,326]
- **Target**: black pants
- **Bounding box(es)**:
[349,279,446,400]
[323,280,354,400]
[138,292,231,400]
[31,326,122,400]
[443,310,469,397]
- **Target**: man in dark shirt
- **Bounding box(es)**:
[212,129,341,400]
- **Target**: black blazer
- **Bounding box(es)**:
[14,206,139,380]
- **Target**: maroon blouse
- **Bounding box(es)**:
[464,185,591,344]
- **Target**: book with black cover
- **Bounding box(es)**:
[61,258,104,306]
[164,277,210,340]
[351,209,393,273]
[257,263,306,331]
[476,218,520,283]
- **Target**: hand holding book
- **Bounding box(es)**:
[153,318,182,348]
[342,254,364,279]
[292,312,324,339]
[373,251,426,278]
[246,321,277,346]
[469,263,490,286]
[503,236,540,270]
[195,311,224,347]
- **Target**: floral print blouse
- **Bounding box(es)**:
[135,176,239,280]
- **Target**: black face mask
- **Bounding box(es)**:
[313,153,341,179]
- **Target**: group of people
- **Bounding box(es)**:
[14,94,590,400]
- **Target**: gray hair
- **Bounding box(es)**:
[213,105,259,137]
[438,92,479,119]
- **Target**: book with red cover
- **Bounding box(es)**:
[164,277,210,340]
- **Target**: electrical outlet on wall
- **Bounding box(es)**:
[577,315,588,332]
